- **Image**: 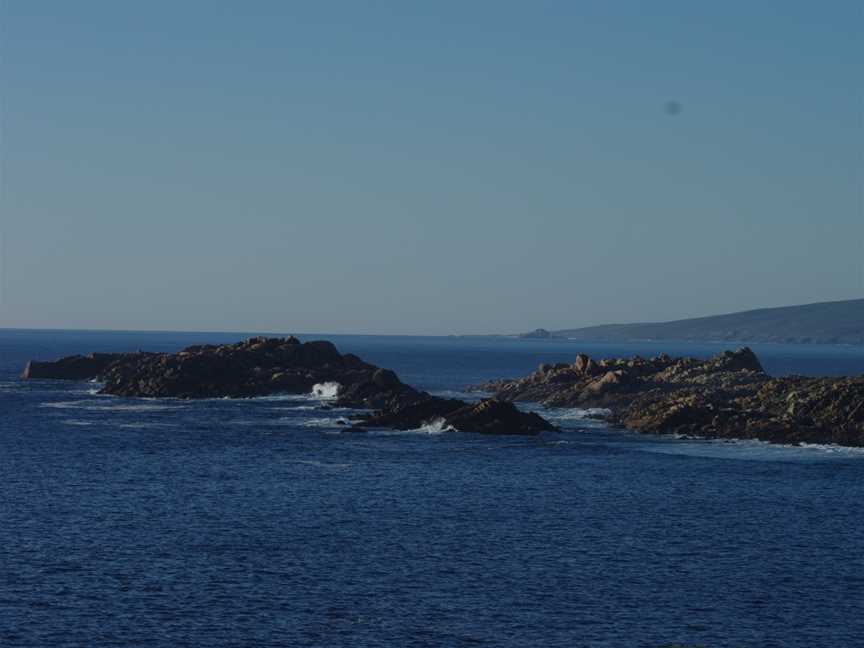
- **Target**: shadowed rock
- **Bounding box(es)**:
[356,396,556,435]
[473,347,864,446]
[22,353,128,381]
[22,337,556,436]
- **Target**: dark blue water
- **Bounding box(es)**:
[2,330,863,647]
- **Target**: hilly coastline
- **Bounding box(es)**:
[521,298,864,345]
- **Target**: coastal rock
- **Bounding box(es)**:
[22,337,557,437]
[22,353,127,381]
[21,337,385,398]
[473,347,864,447]
[446,398,557,435]
[95,338,368,398]
[356,396,557,435]
[335,370,424,410]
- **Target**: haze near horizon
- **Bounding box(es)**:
[1,1,861,335]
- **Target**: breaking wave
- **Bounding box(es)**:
[301,417,351,428]
[785,442,864,456]
[248,393,317,403]
[312,382,341,399]
[631,435,864,461]
[369,418,455,436]
[416,418,456,434]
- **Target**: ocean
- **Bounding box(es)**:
[1,329,863,647]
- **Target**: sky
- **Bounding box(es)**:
[1,1,861,335]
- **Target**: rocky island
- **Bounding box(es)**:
[22,336,555,436]
[25,339,863,445]
[474,347,864,446]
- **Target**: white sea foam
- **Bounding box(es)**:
[292,460,352,470]
[369,418,455,436]
[42,400,181,412]
[62,418,178,429]
[248,393,316,403]
[781,442,864,456]
[416,418,456,434]
[227,417,306,427]
[63,417,180,430]
[536,407,612,429]
[312,382,341,399]
[300,417,351,428]
[628,434,864,461]
[549,407,612,421]
[116,422,179,430]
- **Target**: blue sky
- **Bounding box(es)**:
[1,1,861,334]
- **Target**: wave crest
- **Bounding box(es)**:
[312,382,341,399]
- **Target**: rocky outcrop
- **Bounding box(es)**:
[97,337,385,399]
[474,347,864,446]
[24,336,405,400]
[23,337,554,436]
[335,368,425,410]
[22,353,127,381]
[356,396,556,435]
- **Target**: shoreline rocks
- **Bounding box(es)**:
[22,337,554,436]
[23,353,130,381]
[472,347,864,447]
[355,396,557,435]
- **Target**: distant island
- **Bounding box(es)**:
[517,298,864,345]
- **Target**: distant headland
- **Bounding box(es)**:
[515,298,864,345]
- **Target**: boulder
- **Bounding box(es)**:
[573,353,591,373]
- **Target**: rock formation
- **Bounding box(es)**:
[22,337,554,436]
[23,353,128,381]
[474,347,864,446]
[356,396,556,435]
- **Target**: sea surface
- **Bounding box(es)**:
[1,330,863,648]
